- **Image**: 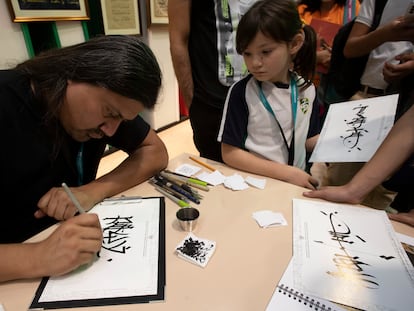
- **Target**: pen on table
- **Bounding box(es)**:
[189,156,216,172]
[163,169,211,185]
[155,174,201,204]
[154,184,190,208]
[180,183,203,199]
[160,171,210,191]
[160,172,210,191]
[150,178,189,202]
[62,182,86,214]
[158,173,202,197]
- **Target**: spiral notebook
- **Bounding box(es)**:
[266,258,346,311]
[292,199,414,311]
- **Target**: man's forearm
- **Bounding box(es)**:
[83,132,168,204]
[0,243,44,282]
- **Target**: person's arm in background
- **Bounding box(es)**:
[317,49,332,68]
[168,0,193,109]
[0,213,102,282]
[344,16,414,58]
[222,143,318,190]
[37,129,168,220]
[305,134,319,151]
[303,104,414,205]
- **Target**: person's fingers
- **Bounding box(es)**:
[302,189,321,198]
[62,204,78,220]
[388,213,414,227]
[34,209,46,219]
[396,52,414,62]
[67,213,102,229]
[304,182,317,190]
[310,177,319,189]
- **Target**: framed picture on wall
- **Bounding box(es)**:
[7,0,90,22]
[148,0,168,25]
[101,0,141,35]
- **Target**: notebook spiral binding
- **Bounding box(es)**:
[278,284,336,311]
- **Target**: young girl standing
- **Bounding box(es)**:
[218,0,320,189]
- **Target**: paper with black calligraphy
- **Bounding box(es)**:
[292,199,414,311]
[310,94,398,162]
[37,197,161,302]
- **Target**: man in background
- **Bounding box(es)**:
[168,0,257,162]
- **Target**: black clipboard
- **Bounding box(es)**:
[29,197,166,309]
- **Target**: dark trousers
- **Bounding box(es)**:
[381,73,414,212]
[383,154,414,213]
[189,102,223,163]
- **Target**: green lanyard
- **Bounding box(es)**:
[76,143,84,186]
[257,77,298,166]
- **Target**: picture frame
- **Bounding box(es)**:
[148,0,168,25]
[7,0,90,22]
[101,0,141,35]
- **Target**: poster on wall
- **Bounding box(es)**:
[101,0,141,35]
[7,0,89,22]
[148,0,168,25]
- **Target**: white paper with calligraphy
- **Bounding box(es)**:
[36,197,162,303]
[292,199,414,311]
[310,94,398,162]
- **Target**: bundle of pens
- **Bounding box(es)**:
[150,170,209,208]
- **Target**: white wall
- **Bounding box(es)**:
[0,0,28,69]
[56,21,85,47]
[0,3,179,130]
[141,26,180,130]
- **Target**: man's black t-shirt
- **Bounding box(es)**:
[0,70,150,243]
